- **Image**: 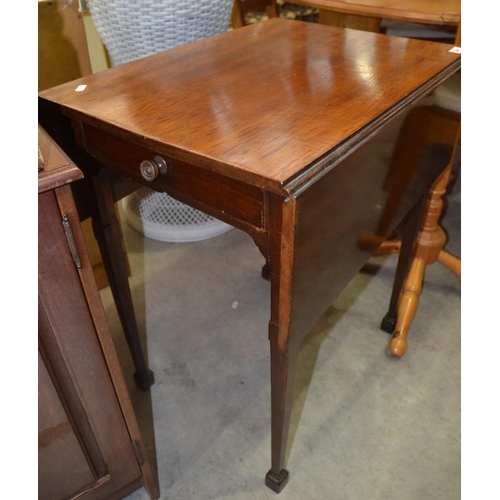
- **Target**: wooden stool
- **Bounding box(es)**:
[380,72,461,358]
[367,21,462,358]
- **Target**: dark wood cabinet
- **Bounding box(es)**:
[38,125,159,500]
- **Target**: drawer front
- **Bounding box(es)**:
[79,123,264,229]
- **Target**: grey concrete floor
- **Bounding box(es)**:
[100,160,461,500]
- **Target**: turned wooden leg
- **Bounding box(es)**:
[388,157,460,357]
[388,257,426,358]
[374,239,401,255]
[265,332,300,493]
[91,170,155,391]
[438,249,461,277]
[381,196,426,333]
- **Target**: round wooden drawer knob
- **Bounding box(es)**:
[139,156,169,181]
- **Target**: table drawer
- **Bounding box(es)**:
[78,123,264,229]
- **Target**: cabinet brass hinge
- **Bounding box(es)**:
[131,440,144,465]
[62,214,82,271]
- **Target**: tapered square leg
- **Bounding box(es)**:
[265,334,300,493]
[91,170,155,390]
[265,469,289,493]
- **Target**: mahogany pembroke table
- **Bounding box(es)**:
[38,18,460,493]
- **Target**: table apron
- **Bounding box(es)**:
[74,121,269,253]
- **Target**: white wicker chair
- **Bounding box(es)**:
[88,0,235,242]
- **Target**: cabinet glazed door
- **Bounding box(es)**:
[38,187,143,500]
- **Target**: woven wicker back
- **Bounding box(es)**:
[88,0,236,242]
[88,0,234,66]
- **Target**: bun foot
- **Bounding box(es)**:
[388,335,407,358]
[381,313,397,333]
[133,369,155,391]
[265,469,289,493]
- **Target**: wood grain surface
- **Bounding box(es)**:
[294,0,460,26]
[39,19,460,193]
[38,125,83,194]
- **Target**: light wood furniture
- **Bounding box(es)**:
[38,0,92,90]
[38,125,159,499]
[379,26,461,357]
[231,0,278,28]
[39,19,460,493]
[306,1,462,357]
[293,0,460,33]
[375,96,461,356]
[38,0,127,290]
[383,133,460,357]
[363,23,461,357]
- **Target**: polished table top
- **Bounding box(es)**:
[39,18,461,494]
[295,0,461,26]
[39,19,460,195]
